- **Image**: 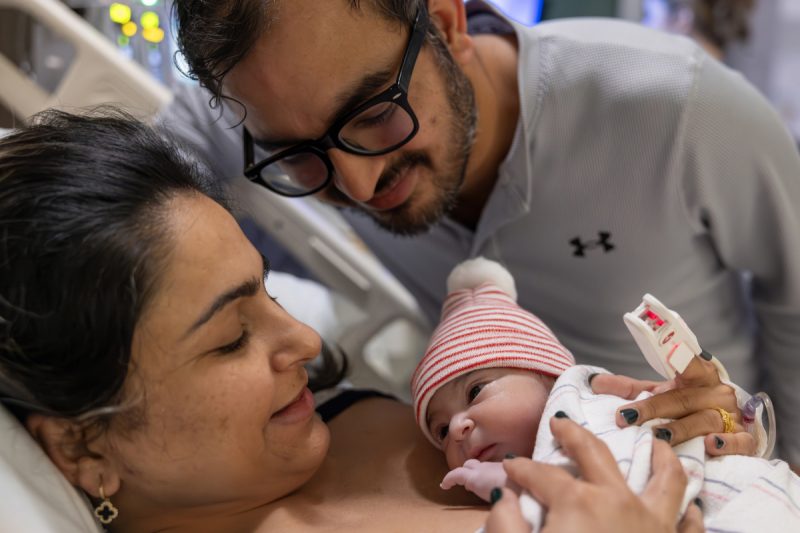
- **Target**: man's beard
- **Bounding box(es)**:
[333,37,478,237]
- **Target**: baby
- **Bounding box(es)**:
[411,257,573,502]
[411,258,798,532]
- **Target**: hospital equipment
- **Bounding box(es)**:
[0,0,431,399]
[624,293,776,458]
[0,0,171,120]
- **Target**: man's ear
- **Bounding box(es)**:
[427,0,475,65]
[26,413,121,499]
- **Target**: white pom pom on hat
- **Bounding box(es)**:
[446,257,518,301]
[411,257,575,447]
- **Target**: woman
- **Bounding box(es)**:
[0,110,738,532]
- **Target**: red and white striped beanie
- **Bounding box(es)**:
[411,258,575,445]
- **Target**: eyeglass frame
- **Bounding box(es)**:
[242,5,430,197]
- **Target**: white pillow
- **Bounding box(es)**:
[0,405,102,532]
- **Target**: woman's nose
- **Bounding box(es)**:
[449,413,475,441]
[271,311,322,372]
[327,149,385,203]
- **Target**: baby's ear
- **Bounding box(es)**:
[26,414,121,498]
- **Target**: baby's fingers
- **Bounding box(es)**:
[440,467,468,490]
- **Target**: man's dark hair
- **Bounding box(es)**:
[172,0,425,108]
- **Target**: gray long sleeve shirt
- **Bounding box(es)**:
[343,16,800,462]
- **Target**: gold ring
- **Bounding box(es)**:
[714,408,735,433]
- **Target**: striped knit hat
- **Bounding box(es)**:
[411,257,575,445]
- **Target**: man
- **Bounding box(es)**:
[170,0,800,465]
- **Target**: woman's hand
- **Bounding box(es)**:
[591,356,757,456]
[484,417,704,533]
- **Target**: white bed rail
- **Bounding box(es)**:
[231,177,431,399]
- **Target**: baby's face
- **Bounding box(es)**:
[426,368,555,469]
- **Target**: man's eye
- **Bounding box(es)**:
[437,425,449,441]
[468,384,484,403]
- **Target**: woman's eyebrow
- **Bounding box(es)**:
[183,277,261,339]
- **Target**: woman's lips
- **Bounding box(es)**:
[365,165,418,211]
[271,387,315,425]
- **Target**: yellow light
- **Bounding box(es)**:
[122,21,138,37]
[140,11,160,30]
[142,27,165,44]
[109,3,132,25]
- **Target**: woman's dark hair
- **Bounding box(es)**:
[0,108,344,429]
[172,0,423,108]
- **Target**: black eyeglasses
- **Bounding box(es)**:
[242,7,429,197]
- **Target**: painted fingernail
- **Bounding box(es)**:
[490,487,503,505]
[700,349,713,361]
[554,410,569,419]
[694,497,704,512]
[715,436,725,449]
[620,408,639,425]
[655,428,673,442]
[588,373,599,386]
[505,453,516,459]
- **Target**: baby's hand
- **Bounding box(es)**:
[440,459,508,502]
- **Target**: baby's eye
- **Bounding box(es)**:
[468,384,484,403]
[437,425,449,441]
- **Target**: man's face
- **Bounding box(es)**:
[225,0,476,235]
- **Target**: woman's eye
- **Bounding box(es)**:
[468,384,484,403]
[217,330,250,355]
[437,425,449,442]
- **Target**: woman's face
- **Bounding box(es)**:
[103,194,329,514]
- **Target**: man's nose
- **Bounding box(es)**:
[449,413,475,442]
[328,149,385,203]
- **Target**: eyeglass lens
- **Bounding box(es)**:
[258,101,415,195]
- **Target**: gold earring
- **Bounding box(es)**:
[94,484,119,525]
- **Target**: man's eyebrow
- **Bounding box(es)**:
[253,67,396,151]
[182,254,269,339]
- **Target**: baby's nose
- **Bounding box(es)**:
[450,413,475,441]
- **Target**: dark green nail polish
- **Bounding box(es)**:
[490,487,502,505]
[587,373,599,386]
[620,408,639,425]
[655,428,672,442]
[715,436,725,449]
[694,497,704,511]
[554,410,569,419]
[700,349,713,361]
[505,453,516,459]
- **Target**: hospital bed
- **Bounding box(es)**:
[0,1,430,530]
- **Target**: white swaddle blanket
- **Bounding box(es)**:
[519,365,800,533]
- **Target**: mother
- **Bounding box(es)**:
[0,111,733,532]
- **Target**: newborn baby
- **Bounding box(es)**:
[411,258,799,533]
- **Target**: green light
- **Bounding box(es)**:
[117,34,130,47]
[141,0,159,6]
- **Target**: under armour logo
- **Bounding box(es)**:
[570,232,615,257]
